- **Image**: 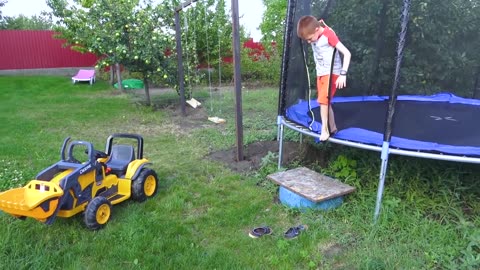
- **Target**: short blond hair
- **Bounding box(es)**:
[297,15,325,39]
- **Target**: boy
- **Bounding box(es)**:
[297,16,351,141]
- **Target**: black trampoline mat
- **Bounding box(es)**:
[309,100,480,147]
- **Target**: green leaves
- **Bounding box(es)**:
[260,0,287,45]
[49,0,172,69]
[327,0,480,96]
[0,13,54,30]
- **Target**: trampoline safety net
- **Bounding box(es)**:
[278,0,480,158]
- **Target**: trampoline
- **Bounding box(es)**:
[276,0,480,220]
[285,93,480,159]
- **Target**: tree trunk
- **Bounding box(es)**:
[368,0,390,95]
[115,63,123,91]
[109,65,115,85]
[143,77,151,106]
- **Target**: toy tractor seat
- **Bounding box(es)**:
[106,145,135,176]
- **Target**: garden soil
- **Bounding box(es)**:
[164,100,304,174]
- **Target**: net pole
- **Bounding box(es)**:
[277,0,303,168]
[278,0,299,116]
[374,0,411,222]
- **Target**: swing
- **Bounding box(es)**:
[203,1,225,124]
[177,0,225,123]
[183,4,202,109]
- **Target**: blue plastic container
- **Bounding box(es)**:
[279,186,343,210]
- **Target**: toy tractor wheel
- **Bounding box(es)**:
[132,168,158,202]
[84,196,112,230]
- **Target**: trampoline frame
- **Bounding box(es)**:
[278,116,480,166]
[276,114,480,221]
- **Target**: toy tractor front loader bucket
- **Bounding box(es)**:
[0,180,64,221]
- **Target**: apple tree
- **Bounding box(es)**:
[47,0,176,105]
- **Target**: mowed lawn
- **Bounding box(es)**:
[0,75,479,269]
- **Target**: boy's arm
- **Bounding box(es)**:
[335,41,351,89]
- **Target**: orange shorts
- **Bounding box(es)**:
[316,75,339,105]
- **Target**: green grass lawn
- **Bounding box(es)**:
[0,75,479,269]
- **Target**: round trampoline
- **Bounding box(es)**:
[286,93,480,158]
[276,0,480,219]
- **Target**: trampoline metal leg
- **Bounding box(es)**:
[278,122,285,170]
[276,119,281,141]
[374,142,390,222]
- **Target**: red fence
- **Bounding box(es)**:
[0,30,98,70]
[0,31,274,71]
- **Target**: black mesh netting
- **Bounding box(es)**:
[279,0,480,116]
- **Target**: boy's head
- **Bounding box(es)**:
[297,15,325,43]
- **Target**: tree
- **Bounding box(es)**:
[259,0,286,46]
[0,0,7,22]
[0,13,54,30]
[172,0,232,91]
[47,0,176,105]
[119,2,177,105]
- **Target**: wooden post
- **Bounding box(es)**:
[231,0,244,161]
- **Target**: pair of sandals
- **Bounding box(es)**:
[249,225,306,239]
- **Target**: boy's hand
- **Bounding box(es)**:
[336,75,347,89]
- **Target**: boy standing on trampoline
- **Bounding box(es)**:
[297,16,351,141]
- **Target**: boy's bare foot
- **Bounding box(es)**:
[330,129,338,136]
[320,130,330,141]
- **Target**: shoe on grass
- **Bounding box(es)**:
[284,225,307,239]
[249,226,272,238]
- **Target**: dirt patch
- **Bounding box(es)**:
[159,102,233,136]
[167,103,212,130]
[163,102,329,173]
[207,141,304,173]
[164,102,308,172]
[207,139,334,174]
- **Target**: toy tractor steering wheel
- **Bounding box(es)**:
[93,150,108,159]
[63,140,96,164]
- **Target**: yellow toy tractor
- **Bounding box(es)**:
[0,133,158,230]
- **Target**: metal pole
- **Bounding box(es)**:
[374,0,411,222]
[374,142,390,220]
[277,116,285,169]
[276,0,297,168]
[231,0,244,161]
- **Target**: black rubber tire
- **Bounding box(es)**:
[84,196,112,230]
[131,168,158,202]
